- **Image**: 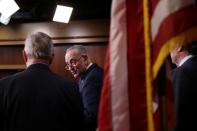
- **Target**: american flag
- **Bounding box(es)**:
[98,0,197,131]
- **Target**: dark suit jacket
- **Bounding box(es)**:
[171,56,197,131]
[79,63,103,131]
[0,63,84,131]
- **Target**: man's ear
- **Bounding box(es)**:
[177,46,184,52]
[22,50,28,63]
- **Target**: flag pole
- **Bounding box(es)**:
[143,0,155,130]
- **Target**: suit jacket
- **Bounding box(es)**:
[171,56,197,131]
[0,63,84,131]
[79,63,103,131]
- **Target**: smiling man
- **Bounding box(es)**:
[65,45,103,131]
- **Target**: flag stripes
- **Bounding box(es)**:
[151,0,195,40]
[109,0,130,129]
[99,0,197,131]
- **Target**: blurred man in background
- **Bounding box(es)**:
[170,41,197,131]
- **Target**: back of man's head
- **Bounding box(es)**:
[24,32,54,59]
[183,41,197,55]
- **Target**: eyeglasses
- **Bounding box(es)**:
[65,56,82,70]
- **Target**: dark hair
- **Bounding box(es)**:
[183,41,197,55]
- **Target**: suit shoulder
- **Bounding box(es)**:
[91,65,103,76]
[0,71,25,83]
[84,66,103,84]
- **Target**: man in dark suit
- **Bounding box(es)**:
[170,41,197,131]
[0,32,84,131]
[65,45,103,131]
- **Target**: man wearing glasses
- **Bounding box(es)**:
[65,45,103,131]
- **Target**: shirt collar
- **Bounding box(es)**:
[86,62,93,70]
[179,55,193,67]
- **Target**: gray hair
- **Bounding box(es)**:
[24,32,54,59]
[66,45,88,55]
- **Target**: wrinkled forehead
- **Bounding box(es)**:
[65,49,80,63]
